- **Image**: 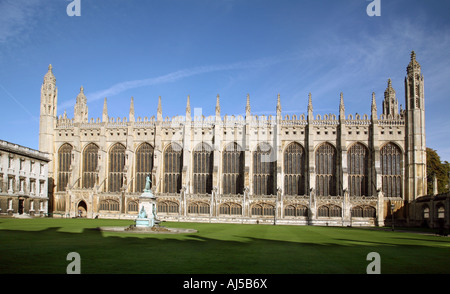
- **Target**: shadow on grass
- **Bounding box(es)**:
[0,224,449,274]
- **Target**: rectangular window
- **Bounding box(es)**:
[19,178,24,192]
[8,177,14,192]
[30,180,36,194]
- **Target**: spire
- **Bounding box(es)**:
[245,93,251,116]
[129,97,135,122]
[371,92,377,120]
[186,95,191,120]
[339,92,345,120]
[307,93,313,120]
[407,50,421,75]
[385,78,396,96]
[371,92,377,110]
[276,93,281,115]
[215,94,221,116]
[382,78,398,116]
[308,93,313,111]
[40,64,58,116]
[39,64,58,157]
[405,51,424,111]
[74,86,88,123]
[102,97,108,122]
[157,96,162,121]
[44,64,56,84]
[76,86,86,103]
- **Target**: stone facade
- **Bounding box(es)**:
[407,175,450,230]
[408,192,450,230]
[39,52,428,226]
[0,140,50,216]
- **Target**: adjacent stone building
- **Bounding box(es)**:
[408,192,450,230]
[0,140,50,216]
[39,52,429,226]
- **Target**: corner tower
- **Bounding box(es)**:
[39,64,57,174]
[405,51,427,201]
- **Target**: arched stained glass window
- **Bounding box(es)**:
[58,144,72,191]
[222,142,244,195]
[315,143,337,196]
[109,143,126,192]
[363,206,376,218]
[251,203,275,216]
[99,199,119,211]
[127,201,138,213]
[158,201,179,214]
[188,202,210,214]
[351,206,363,217]
[164,143,183,193]
[351,205,376,218]
[284,142,306,195]
[318,205,341,217]
[135,143,154,193]
[253,143,276,195]
[348,143,369,196]
[380,143,402,197]
[330,205,341,217]
[193,143,213,194]
[318,205,329,217]
[284,204,308,217]
[219,203,242,215]
[82,143,99,189]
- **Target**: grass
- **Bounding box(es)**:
[0,218,449,274]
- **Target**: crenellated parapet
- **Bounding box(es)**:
[222,115,246,127]
[281,114,307,126]
[134,116,156,128]
[378,113,406,126]
[345,114,371,126]
[250,115,276,127]
[310,114,339,126]
[55,106,406,131]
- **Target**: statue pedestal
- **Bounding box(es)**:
[136,188,158,228]
[135,176,159,228]
[135,218,153,228]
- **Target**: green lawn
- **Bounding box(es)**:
[0,218,449,274]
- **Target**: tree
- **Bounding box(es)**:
[426,148,450,195]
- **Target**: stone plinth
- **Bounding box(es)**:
[135,175,159,228]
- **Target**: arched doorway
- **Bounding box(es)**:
[77,200,87,218]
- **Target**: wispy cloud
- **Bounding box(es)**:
[0,0,44,44]
[58,55,289,110]
[0,84,38,121]
[294,17,450,101]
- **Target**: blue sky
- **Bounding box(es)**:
[1,0,450,161]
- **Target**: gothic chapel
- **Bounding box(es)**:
[39,52,427,226]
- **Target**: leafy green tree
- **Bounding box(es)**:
[426,148,449,195]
